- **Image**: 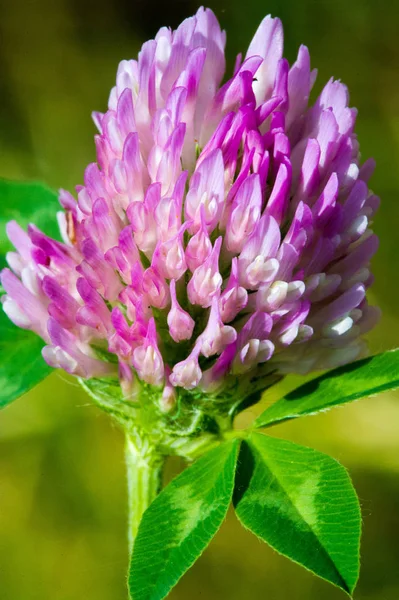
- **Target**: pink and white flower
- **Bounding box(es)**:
[1,8,380,398]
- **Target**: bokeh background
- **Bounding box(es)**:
[0,0,399,598]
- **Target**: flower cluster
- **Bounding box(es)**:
[1,8,380,404]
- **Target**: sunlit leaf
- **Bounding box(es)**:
[234,433,361,596]
[0,179,59,405]
[254,349,399,429]
[0,311,52,409]
[128,439,239,600]
[0,178,60,268]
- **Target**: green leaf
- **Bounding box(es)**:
[254,349,399,429]
[128,439,239,600]
[234,433,361,596]
[0,178,60,405]
[0,310,52,408]
[0,178,60,269]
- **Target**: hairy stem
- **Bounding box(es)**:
[125,433,164,553]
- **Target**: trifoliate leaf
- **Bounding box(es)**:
[234,433,361,596]
[254,349,399,429]
[129,439,239,600]
[0,311,52,408]
[0,179,60,405]
[0,179,60,268]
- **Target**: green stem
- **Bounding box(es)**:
[125,433,164,553]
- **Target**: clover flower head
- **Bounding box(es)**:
[1,8,380,406]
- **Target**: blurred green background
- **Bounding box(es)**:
[0,0,399,598]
